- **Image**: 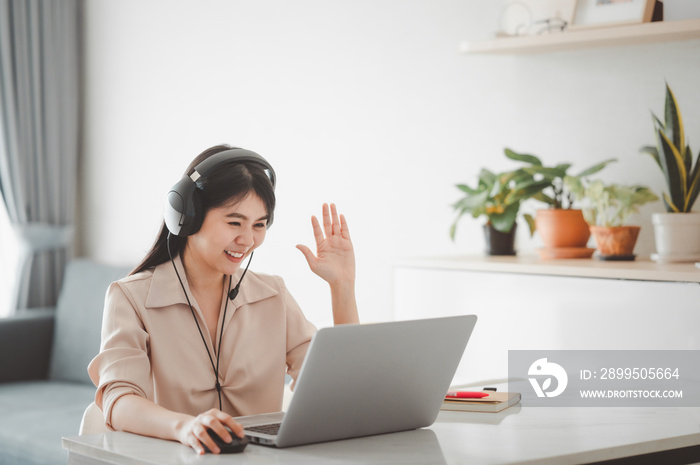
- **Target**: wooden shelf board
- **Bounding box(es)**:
[460,18,700,55]
[395,255,700,283]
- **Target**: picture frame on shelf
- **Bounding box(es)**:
[571,0,656,29]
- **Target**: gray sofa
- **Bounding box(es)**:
[0,259,131,465]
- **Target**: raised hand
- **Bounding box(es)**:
[296,203,355,286]
[297,203,359,325]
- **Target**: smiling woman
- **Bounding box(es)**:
[87,144,359,456]
[184,194,269,285]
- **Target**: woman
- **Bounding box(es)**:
[88,145,359,455]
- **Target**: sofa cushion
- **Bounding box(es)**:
[48,259,131,384]
[0,309,54,382]
[0,380,95,465]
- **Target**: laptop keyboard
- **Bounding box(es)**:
[247,423,281,435]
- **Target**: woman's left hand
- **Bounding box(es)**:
[296,203,355,286]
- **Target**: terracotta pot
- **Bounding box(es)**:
[483,223,516,256]
[535,209,590,248]
[590,226,640,258]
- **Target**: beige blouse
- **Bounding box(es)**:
[88,255,317,429]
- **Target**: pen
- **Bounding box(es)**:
[445,391,489,399]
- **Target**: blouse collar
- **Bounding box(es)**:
[144,254,279,310]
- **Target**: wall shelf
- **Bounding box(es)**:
[460,18,700,55]
[395,255,700,283]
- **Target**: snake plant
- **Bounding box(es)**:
[640,83,700,213]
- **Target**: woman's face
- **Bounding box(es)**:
[186,192,269,278]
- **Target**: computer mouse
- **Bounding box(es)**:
[203,427,249,454]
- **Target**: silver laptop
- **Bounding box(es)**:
[236,315,477,447]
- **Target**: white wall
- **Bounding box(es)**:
[80,0,700,327]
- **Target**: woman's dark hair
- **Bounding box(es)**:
[130,144,276,275]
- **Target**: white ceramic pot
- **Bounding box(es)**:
[651,212,700,261]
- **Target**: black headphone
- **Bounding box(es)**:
[164,148,276,237]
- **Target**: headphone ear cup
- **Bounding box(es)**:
[187,187,205,236]
[164,175,198,236]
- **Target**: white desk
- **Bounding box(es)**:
[63,406,700,465]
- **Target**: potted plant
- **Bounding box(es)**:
[504,148,616,258]
[566,178,659,260]
[450,166,549,255]
[640,83,700,262]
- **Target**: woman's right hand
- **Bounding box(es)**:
[176,408,245,455]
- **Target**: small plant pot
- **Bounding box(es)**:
[590,226,640,260]
[483,223,516,256]
[651,212,700,262]
[535,209,590,248]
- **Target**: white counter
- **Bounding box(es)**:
[393,256,700,385]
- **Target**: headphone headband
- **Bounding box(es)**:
[164,148,276,237]
[191,149,276,189]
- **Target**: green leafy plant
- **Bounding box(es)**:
[450,165,549,240]
[505,148,616,209]
[565,178,659,227]
[640,83,700,213]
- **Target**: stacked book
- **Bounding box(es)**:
[440,390,521,413]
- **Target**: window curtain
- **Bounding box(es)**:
[0,0,80,312]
